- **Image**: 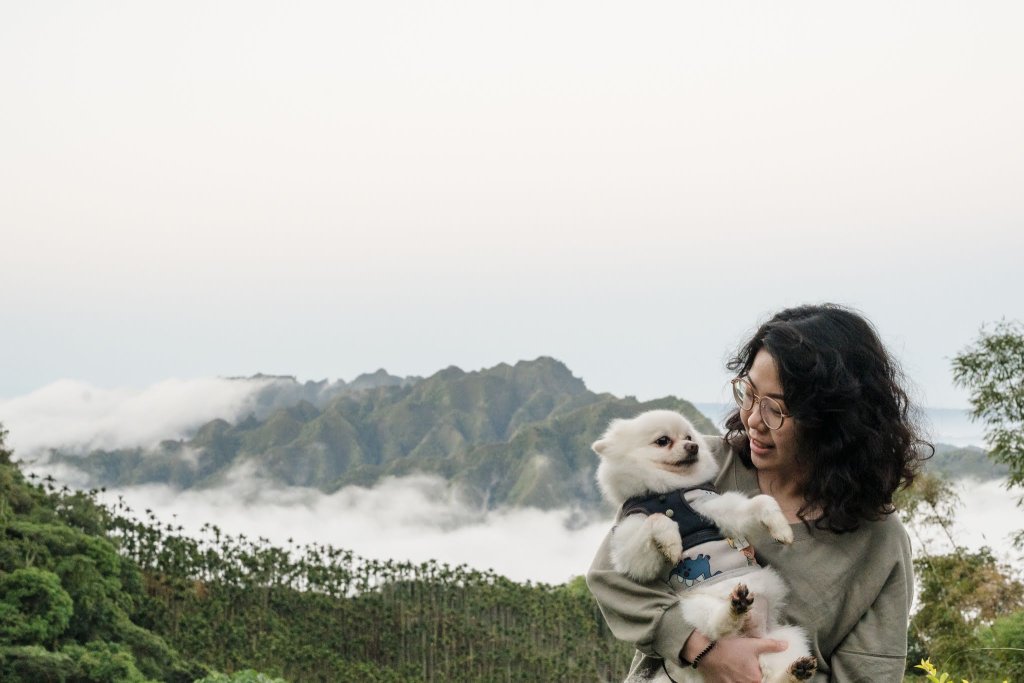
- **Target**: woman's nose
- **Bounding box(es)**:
[744,401,765,432]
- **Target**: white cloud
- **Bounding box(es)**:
[0,377,272,458]
[947,478,1022,556]
[91,467,610,585]
[903,477,1022,561]
[5,376,1015,585]
[70,466,1019,586]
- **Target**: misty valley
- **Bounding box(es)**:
[1,358,1017,681]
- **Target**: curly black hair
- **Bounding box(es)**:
[724,303,932,533]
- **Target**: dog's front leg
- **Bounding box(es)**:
[692,492,794,545]
[610,513,682,582]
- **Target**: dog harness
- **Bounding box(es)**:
[621,484,724,549]
[619,484,757,590]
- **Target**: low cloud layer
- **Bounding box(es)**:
[0,377,271,458]
[91,467,610,585]
[4,378,1012,584]
[63,466,1017,586]
[907,477,1022,558]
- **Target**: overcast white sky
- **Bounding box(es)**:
[2,1,1022,408]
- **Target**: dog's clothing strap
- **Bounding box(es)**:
[620,483,724,550]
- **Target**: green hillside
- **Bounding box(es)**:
[0,427,207,681]
[47,358,717,511]
[928,442,1010,481]
[2,425,633,682]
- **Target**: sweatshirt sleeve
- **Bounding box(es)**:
[586,526,693,666]
[827,526,914,682]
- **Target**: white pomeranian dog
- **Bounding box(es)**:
[593,409,817,683]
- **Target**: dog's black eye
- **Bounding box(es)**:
[654,436,672,447]
[685,435,692,441]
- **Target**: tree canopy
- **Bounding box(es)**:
[953,320,1024,548]
[953,320,1024,488]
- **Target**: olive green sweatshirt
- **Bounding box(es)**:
[586,437,913,682]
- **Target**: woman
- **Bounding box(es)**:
[587,304,930,682]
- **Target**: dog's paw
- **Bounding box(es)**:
[769,519,794,545]
[648,513,683,563]
[754,496,793,544]
[730,583,754,616]
[655,538,683,564]
[788,656,817,681]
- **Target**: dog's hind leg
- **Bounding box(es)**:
[679,584,751,640]
[758,624,817,683]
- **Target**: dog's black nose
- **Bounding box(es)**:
[684,442,698,455]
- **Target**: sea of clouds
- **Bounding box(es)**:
[0,377,276,457]
[2,378,1019,584]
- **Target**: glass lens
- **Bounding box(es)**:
[761,397,785,429]
[732,379,754,411]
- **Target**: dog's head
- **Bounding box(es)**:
[592,409,719,505]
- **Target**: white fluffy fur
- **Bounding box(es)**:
[593,410,816,683]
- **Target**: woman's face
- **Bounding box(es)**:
[741,349,800,480]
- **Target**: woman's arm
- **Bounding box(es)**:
[586,529,695,665]
[587,529,787,679]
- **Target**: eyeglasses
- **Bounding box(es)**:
[730,377,791,430]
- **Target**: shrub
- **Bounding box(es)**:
[0,568,74,645]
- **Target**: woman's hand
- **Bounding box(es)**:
[681,631,789,683]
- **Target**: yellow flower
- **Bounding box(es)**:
[914,657,1009,683]
[915,658,950,683]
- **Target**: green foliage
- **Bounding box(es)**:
[0,644,77,682]
[0,641,157,683]
[952,321,1024,500]
[898,471,1024,680]
[0,425,207,683]
[2,422,632,682]
[909,548,1023,681]
[194,669,287,683]
[914,657,1011,683]
[977,611,1024,681]
[896,470,962,552]
[105,503,633,682]
[61,641,151,682]
[0,568,74,645]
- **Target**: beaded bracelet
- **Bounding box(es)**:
[690,639,718,669]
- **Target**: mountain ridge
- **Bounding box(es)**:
[44,357,715,511]
[41,358,1004,511]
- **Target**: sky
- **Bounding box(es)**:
[3,1,1023,410]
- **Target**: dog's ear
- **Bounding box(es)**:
[592,419,623,456]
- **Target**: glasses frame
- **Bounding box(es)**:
[730,377,792,431]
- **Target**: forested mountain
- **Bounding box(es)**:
[928,443,1009,481]
[46,358,717,511]
[230,369,420,420]
[40,358,1003,514]
[0,427,631,682]
[0,429,208,681]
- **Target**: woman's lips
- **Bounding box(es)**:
[750,437,775,457]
